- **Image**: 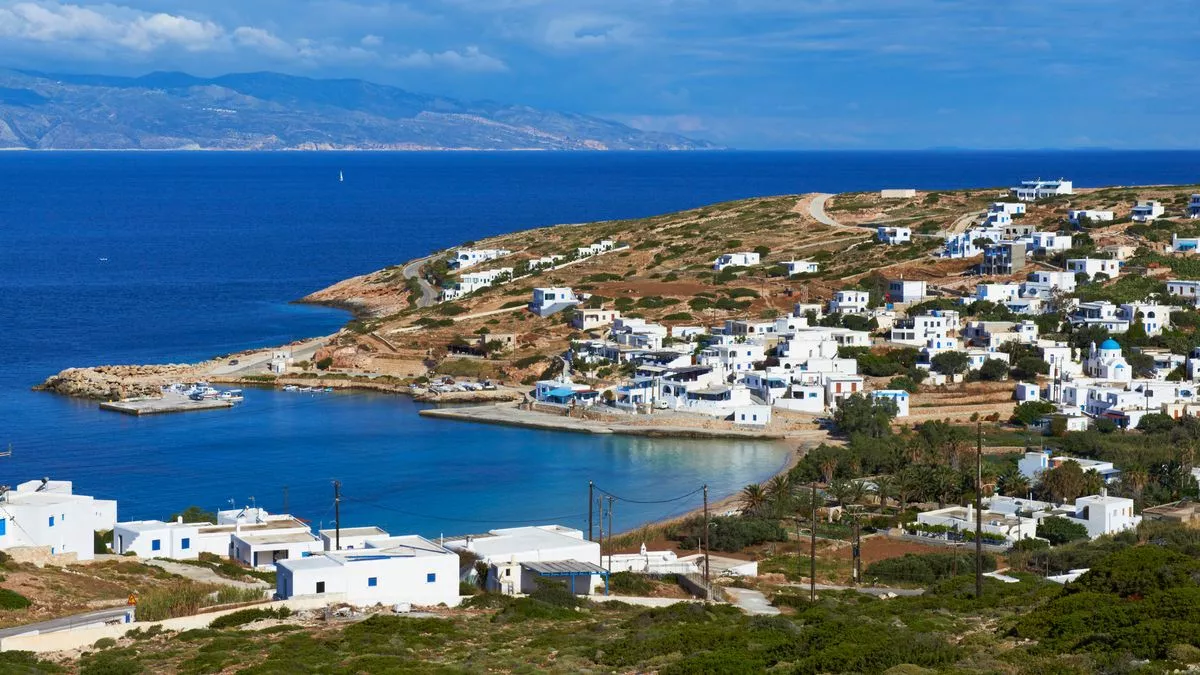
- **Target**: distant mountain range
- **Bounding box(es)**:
[0,69,718,151]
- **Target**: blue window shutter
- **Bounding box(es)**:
[0,519,5,536]
[426,573,436,583]
[152,539,161,551]
[368,577,377,587]
[181,538,190,550]
[48,516,54,527]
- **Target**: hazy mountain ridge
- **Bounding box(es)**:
[0,70,718,151]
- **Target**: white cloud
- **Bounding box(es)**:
[0,1,221,51]
[391,45,507,72]
[360,34,383,47]
[543,14,635,48]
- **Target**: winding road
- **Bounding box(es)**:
[403,255,439,308]
[0,607,133,641]
[808,193,843,227]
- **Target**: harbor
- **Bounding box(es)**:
[99,392,235,416]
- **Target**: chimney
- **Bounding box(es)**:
[1101,487,1108,498]
[177,516,183,524]
[465,535,474,552]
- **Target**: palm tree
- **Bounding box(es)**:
[765,474,795,517]
[872,474,897,512]
[999,471,1031,499]
[1121,467,1149,503]
[739,483,767,516]
[820,458,839,485]
[827,479,854,507]
[932,467,961,508]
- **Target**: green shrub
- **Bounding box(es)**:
[1036,516,1089,546]
[0,588,30,610]
[209,607,291,630]
[315,357,334,370]
[865,553,996,586]
[92,637,117,650]
[609,571,654,595]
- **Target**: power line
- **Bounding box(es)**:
[593,485,704,504]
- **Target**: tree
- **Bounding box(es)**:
[997,468,1031,499]
[1137,413,1176,434]
[1119,467,1149,503]
[1036,516,1089,545]
[170,505,217,524]
[1036,460,1097,503]
[1125,351,1156,379]
[1012,357,1051,381]
[316,356,334,370]
[832,394,897,438]
[978,358,1010,381]
[872,474,897,511]
[739,484,767,516]
[930,351,970,376]
[887,375,919,393]
[1011,400,1056,427]
[764,474,795,517]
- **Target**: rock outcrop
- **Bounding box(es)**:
[36,364,206,401]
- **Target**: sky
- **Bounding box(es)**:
[0,0,1196,149]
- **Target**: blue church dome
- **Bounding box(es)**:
[1099,338,1121,350]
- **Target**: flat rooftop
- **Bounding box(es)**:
[444,526,591,559]
[235,532,320,546]
[366,535,454,558]
[318,526,389,538]
[199,518,309,535]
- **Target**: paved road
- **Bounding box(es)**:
[0,607,133,640]
[808,193,844,227]
[724,587,780,616]
[402,255,439,308]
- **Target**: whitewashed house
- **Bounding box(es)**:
[1067,209,1114,225]
[445,525,601,595]
[441,267,513,301]
[825,376,866,407]
[1026,232,1074,254]
[887,279,928,304]
[916,503,1037,543]
[1189,195,1200,219]
[529,287,581,317]
[1067,258,1121,281]
[991,202,1026,216]
[1131,200,1165,222]
[112,519,230,560]
[829,290,870,315]
[276,535,460,606]
[877,226,912,245]
[319,526,392,551]
[1117,303,1172,336]
[451,248,511,270]
[1170,234,1200,254]
[0,479,117,562]
[576,240,617,258]
[1167,280,1200,306]
[782,260,820,275]
[890,310,959,346]
[1023,270,1078,296]
[698,343,765,379]
[231,520,323,569]
[713,252,760,271]
[1070,301,1129,334]
[734,405,773,426]
[870,390,910,417]
[572,308,621,331]
[1017,451,1120,484]
[1011,179,1073,201]
[976,283,1021,304]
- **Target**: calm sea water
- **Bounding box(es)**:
[2,150,1198,536]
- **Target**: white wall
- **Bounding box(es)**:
[280,555,459,606]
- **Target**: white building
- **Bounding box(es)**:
[1067,258,1121,281]
[572,308,621,331]
[1011,178,1073,201]
[529,287,581,317]
[976,283,1021,304]
[276,535,460,607]
[876,226,912,245]
[1168,280,1200,306]
[887,279,927,304]
[1017,451,1121,484]
[230,517,322,569]
[1085,339,1132,383]
[1131,200,1165,222]
[319,526,392,551]
[890,310,959,346]
[113,519,227,560]
[915,503,1037,543]
[1170,234,1200,254]
[445,525,601,595]
[0,479,116,562]
[1070,301,1129,334]
[829,290,870,315]
[713,252,760,271]
[698,343,765,379]
[870,390,910,417]
[1022,270,1077,298]
[1117,303,1172,336]
[1067,209,1114,225]
[451,248,511,270]
[985,210,1012,228]
[734,404,773,426]
[991,202,1027,216]
[1026,232,1074,254]
[1073,493,1141,539]
[782,260,820,275]
[441,267,513,301]
[881,189,916,199]
[1189,195,1200,219]
[825,376,866,407]
[576,240,617,258]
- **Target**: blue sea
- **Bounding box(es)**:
[2,150,1198,536]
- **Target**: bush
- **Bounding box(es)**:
[1011,400,1055,426]
[978,358,1010,381]
[0,588,30,610]
[609,571,654,595]
[1036,516,1089,546]
[92,637,118,650]
[865,552,996,586]
[315,357,334,370]
[209,607,291,630]
[887,375,919,393]
[674,516,786,552]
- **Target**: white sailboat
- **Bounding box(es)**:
[339,170,344,183]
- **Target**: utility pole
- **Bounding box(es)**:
[851,509,861,586]
[588,481,594,542]
[282,486,289,515]
[810,482,817,603]
[333,480,342,552]
[975,422,983,600]
[598,497,605,570]
[703,485,711,592]
[606,495,615,573]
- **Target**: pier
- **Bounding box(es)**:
[99,393,234,416]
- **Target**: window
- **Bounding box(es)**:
[316,581,325,594]
[0,519,5,536]
[151,539,161,551]
[48,516,55,528]
[181,538,190,550]
[368,577,378,587]
[505,568,511,577]
[426,573,437,583]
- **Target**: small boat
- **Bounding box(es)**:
[283,385,299,392]
[338,170,344,183]
[99,257,109,262]
[218,389,244,402]
[323,387,334,393]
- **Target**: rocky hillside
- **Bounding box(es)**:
[0,69,718,151]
